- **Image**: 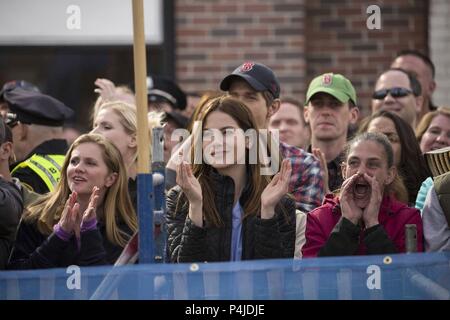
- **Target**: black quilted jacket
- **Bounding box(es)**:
[165,169,296,263]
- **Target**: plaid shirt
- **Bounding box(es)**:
[327,152,345,193]
[280,142,324,213]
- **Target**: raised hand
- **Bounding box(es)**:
[176,161,202,205]
[261,159,292,219]
[176,161,203,227]
[362,173,381,228]
[81,186,100,223]
[94,78,117,102]
[312,147,330,194]
[339,173,364,225]
[58,192,82,235]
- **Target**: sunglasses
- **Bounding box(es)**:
[372,87,412,100]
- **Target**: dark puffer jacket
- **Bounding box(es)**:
[8,218,133,270]
[166,170,296,263]
[0,178,23,269]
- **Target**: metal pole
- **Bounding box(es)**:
[407,268,450,300]
[405,224,417,253]
[151,127,166,262]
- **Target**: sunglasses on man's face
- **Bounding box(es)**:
[372,87,413,100]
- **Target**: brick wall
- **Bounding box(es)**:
[175,0,428,117]
[175,0,306,98]
[305,0,428,117]
[430,0,450,107]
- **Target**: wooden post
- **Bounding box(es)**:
[132,0,153,264]
[132,0,149,172]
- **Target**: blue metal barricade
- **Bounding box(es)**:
[1,252,449,300]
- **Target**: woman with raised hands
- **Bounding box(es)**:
[302,132,423,258]
[8,133,137,269]
[166,96,296,263]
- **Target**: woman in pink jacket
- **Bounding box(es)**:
[302,132,423,258]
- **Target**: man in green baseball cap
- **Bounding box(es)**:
[305,73,357,106]
[304,73,359,194]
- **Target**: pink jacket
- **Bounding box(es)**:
[302,194,424,258]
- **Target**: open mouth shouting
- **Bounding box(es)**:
[353,179,371,199]
[349,173,374,209]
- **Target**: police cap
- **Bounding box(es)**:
[146,76,187,111]
[3,88,74,127]
[0,80,40,100]
[164,111,189,129]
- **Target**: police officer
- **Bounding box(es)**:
[3,87,74,194]
[0,80,40,119]
[145,75,189,164]
[146,75,187,113]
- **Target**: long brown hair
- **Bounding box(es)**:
[187,91,223,132]
[179,96,274,227]
[24,133,137,246]
[358,110,430,204]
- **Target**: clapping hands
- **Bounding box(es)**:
[261,159,292,219]
[176,161,204,227]
[58,186,100,238]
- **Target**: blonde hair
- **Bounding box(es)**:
[93,101,164,166]
[23,133,137,247]
[91,85,135,122]
[95,101,138,163]
[416,106,450,143]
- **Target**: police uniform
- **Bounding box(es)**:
[146,76,187,111]
[164,111,189,129]
[4,88,74,194]
[0,80,40,99]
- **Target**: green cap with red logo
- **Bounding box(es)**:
[305,73,357,105]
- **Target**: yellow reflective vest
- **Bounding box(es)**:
[11,154,65,192]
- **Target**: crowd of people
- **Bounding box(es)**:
[1,49,449,270]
